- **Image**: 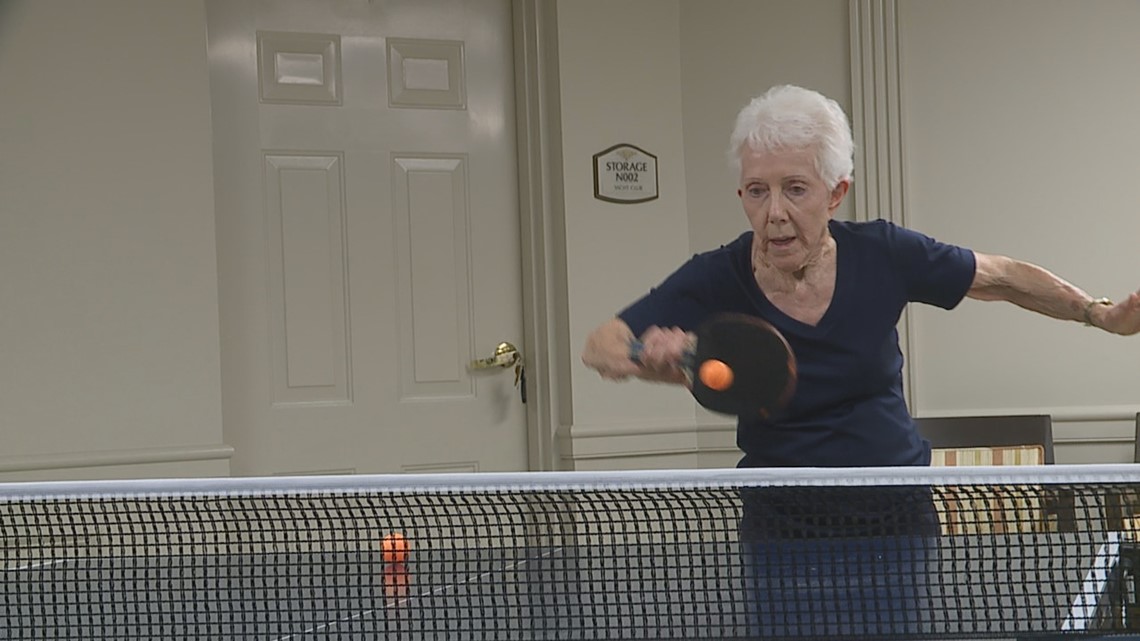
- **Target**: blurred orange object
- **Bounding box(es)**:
[381,532,410,564]
[382,562,411,604]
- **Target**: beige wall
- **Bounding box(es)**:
[0,0,229,479]
[898,0,1140,463]
[556,0,707,468]
[679,0,852,255]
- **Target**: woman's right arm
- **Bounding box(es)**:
[581,317,691,385]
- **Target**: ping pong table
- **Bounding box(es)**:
[6,536,1140,639]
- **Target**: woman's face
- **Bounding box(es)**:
[738,146,848,272]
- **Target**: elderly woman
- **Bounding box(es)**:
[583,84,1139,468]
[581,84,1140,637]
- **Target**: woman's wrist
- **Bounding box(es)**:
[1083,297,1113,328]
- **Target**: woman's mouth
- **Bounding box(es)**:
[769,236,796,248]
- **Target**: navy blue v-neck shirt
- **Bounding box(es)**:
[618,219,976,469]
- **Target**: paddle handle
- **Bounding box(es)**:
[627,341,696,375]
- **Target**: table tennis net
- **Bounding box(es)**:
[4,466,1140,640]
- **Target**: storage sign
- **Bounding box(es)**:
[593,143,658,204]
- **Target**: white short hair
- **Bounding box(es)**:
[727,85,854,189]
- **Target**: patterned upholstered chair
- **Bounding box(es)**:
[914,414,1060,534]
[915,414,1054,465]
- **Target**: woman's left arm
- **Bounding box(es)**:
[968,252,1140,335]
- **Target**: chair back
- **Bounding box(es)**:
[915,414,1054,465]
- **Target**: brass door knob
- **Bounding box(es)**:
[470,341,527,403]
[470,341,521,370]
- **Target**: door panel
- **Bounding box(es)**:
[208,0,527,475]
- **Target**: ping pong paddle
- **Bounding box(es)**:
[629,313,797,418]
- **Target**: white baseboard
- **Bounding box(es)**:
[0,443,234,473]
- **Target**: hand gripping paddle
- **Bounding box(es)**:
[629,313,797,418]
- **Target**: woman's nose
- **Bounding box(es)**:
[766,194,787,221]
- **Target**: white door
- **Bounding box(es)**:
[207,0,528,476]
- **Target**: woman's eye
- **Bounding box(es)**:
[748,187,766,198]
[787,184,807,197]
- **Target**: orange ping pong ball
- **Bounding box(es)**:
[381,532,410,564]
[698,359,734,391]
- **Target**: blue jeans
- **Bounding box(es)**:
[740,535,937,639]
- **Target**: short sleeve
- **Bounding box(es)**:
[617,255,714,338]
[885,223,977,309]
